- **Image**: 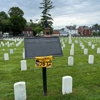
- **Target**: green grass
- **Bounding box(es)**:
[0,37,100,100]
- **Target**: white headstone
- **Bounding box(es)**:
[69,33,72,44]
[68,56,74,66]
[88,55,94,64]
[4,53,9,60]
[92,44,95,49]
[20,60,27,71]
[10,49,13,54]
[70,49,74,55]
[61,46,63,51]
[81,45,84,49]
[71,43,74,50]
[62,76,72,95]
[1,42,4,46]
[97,48,100,54]
[88,42,91,46]
[84,48,88,55]
[63,43,65,48]
[14,82,26,100]
[22,52,25,59]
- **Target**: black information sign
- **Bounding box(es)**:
[24,37,63,58]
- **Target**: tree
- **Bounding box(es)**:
[98,32,100,36]
[0,11,11,33]
[8,7,26,36]
[40,0,54,30]
[73,25,77,29]
[93,23,100,28]
[8,7,24,17]
[92,32,98,36]
[27,19,42,36]
[10,15,26,35]
[60,28,64,30]
[0,11,8,19]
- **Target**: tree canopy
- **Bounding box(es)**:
[26,19,42,36]
[8,7,24,17]
[0,11,11,33]
[0,11,8,19]
[8,7,26,36]
[93,24,100,28]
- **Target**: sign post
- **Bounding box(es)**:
[42,67,47,95]
[35,55,52,95]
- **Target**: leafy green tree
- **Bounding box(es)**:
[60,28,64,30]
[92,32,98,36]
[93,24,99,28]
[0,11,11,33]
[8,7,24,17]
[10,15,26,35]
[0,11,8,19]
[98,32,100,36]
[26,19,43,36]
[8,7,26,36]
[40,0,54,30]
[34,26,42,36]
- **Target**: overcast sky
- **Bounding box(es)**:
[0,0,100,29]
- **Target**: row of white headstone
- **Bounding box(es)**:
[4,51,27,70]
[60,38,100,66]
[3,49,15,60]
[68,55,95,66]
[69,45,100,56]
[14,76,72,100]
[4,50,25,60]
[2,38,24,60]
[0,38,23,48]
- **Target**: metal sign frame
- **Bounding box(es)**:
[24,37,63,59]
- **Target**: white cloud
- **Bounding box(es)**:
[0,0,100,29]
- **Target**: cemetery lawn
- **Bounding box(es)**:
[0,37,100,100]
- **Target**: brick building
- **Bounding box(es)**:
[78,26,92,36]
[22,27,33,37]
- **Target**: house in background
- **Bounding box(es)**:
[22,27,33,37]
[59,29,68,36]
[64,26,78,35]
[52,30,60,36]
[92,26,100,32]
[78,26,92,36]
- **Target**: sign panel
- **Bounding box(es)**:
[24,37,63,58]
[35,55,53,68]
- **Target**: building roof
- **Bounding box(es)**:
[59,30,68,34]
[78,26,91,29]
[23,27,33,31]
[66,26,76,30]
[53,30,60,34]
[92,26,100,31]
